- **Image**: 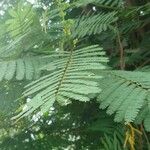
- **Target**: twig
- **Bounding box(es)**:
[141,124,150,149]
[138,59,150,69]
[117,30,125,70]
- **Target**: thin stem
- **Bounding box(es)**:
[138,59,150,69]
[55,48,73,99]
[139,125,143,150]
[141,124,150,149]
[117,30,125,70]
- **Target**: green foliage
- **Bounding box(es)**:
[74,0,124,8]
[135,103,150,132]
[101,132,126,150]
[97,71,150,124]
[0,102,126,150]
[73,12,118,38]
[0,0,150,149]
[0,56,53,81]
[14,45,108,120]
[6,3,36,38]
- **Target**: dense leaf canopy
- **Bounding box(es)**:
[0,0,150,150]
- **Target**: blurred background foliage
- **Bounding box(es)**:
[0,0,150,149]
